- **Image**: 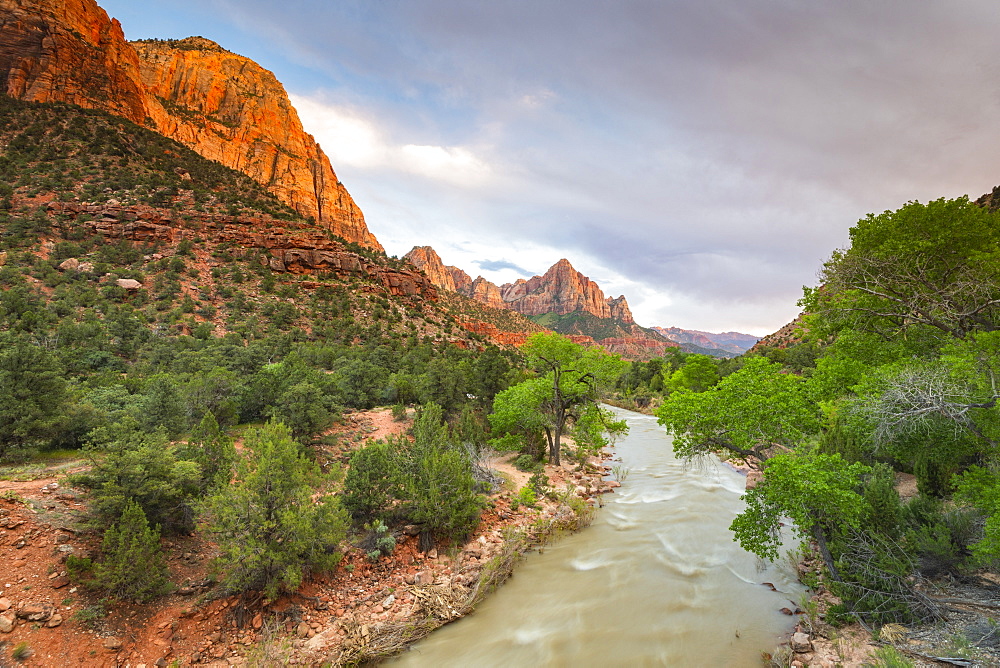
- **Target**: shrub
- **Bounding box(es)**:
[341,438,403,523]
[204,421,349,601]
[92,499,171,601]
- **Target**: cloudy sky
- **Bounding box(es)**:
[100,1,1000,335]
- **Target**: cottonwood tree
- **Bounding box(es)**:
[656,357,820,469]
[803,197,1000,341]
[490,333,627,465]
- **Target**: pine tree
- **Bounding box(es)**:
[93,499,170,602]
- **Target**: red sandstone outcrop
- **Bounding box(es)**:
[0,0,383,250]
[45,201,433,299]
[468,276,505,310]
[607,295,634,324]
[749,315,807,353]
[405,246,459,292]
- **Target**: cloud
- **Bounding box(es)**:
[100,0,1000,334]
[473,259,534,276]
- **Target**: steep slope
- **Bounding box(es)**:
[500,258,612,318]
[0,0,382,250]
[133,37,381,251]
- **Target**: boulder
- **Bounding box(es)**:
[16,601,53,621]
[0,613,14,633]
[58,258,80,271]
[103,637,123,650]
[0,597,11,612]
[116,278,142,290]
[790,632,813,653]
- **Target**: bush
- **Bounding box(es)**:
[361,520,396,562]
[341,438,403,523]
[92,499,171,601]
[204,421,348,601]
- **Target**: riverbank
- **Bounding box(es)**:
[0,408,613,666]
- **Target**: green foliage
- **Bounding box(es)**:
[93,499,171,602]
[868,645,915,668]
[665,354,720,393]
[491,333,627,465]
[0,337,70,460]
[341,438,404,523]
[72,420,201,534]
[731,452,871,562]
[204,421,348,600]
[178,412,236,492]
[657,356,820,464]
[269,381,337,441]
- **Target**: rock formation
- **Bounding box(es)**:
[607,295,633,324]
[0,0,152,122]
[0,0,383,250]
[468,276,505,310]
[405,246,459,292]
[132,38,381,251]
[46,201,433,300]
[501,258,615,318]
[653,327,759,355]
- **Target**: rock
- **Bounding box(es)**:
[0,613,14,633]
[790,632,813,653]
[50,576,70,589]
[103,637,123,650]
[59,258,80,271]
[778,607,794,616]
[382,594,395,609]
[177,586,195,596]
[46,613,62,627]
[0,598,11,612]
[401,524,421,537]
[252,613,262,630]
[78,262,94,272]
[16,602,53,621]
[296,622,310,638]
[116,278,142,290]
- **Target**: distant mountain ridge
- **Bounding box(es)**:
[404,246,678,359]
[652,327,759,356]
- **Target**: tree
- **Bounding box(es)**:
[665,354,719,393]
[731,451,871,579]
[803,197,1000,341]
[341,437,404,523]
[204,421,348,601]
[656,357,820,468]
[73,420,202,534]
[270,381,336,442]
[93,499,171,602]
[491,333,627,465]
[0,337,70,460]
[178,411,236,492]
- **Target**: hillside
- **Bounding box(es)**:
[0,0,382,249]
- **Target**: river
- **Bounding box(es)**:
[391,407,804,666]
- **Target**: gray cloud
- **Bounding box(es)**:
[101,0,1000,333]
[473,259,534,276]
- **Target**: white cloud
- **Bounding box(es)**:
[290,94,493,187]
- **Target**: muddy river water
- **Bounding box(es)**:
[392,407,803,666]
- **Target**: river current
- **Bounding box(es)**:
[392,407,804,666]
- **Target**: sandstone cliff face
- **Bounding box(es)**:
[606,295,634,324]
[404,246,458,292]
[0,0,152,122]
[467,276,505,310]
[0,0,382,250]
[132,38,381,251]
[501,258,613,318]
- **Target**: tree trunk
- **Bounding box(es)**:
[811,522,841,582]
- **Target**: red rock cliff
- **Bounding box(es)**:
[0,0,383,250]
[501,258,613,318]
[0,0,152,122]
[133,37,381,251]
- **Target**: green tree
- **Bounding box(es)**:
[269,381,336,442]
[491,333,627,465]
[803,197,1000,341]
[0,338,70,460]
[93,499,171,602]
[656,357,820,467]
[665,354,719,393]
[731,451,871,578]
[341,437,404,523]
[204,421,348,601]
[73,420,201,533]
[178,411,236,492]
